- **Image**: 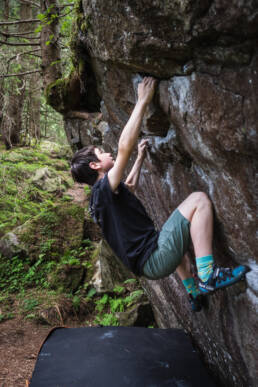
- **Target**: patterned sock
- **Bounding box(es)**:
[196,255,214,282]
[182,277,200,299]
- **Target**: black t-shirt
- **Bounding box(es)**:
[89,174,159,276]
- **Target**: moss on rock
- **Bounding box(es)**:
[0,144,74,238]
[16,203,85,261]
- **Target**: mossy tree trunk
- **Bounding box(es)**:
[40,0,62,92]
[1,0,29,149]
[27,4,41,144]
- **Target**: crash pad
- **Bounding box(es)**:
[29,326,217,387]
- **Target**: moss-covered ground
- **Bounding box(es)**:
[0,144,73,237]
[0,143,152,329]
[0,142,90,324]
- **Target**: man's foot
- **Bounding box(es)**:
[188,294,204,312]
[199,265,248,294]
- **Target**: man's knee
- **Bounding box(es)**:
[188,191,211,207]
[195,191,211,207]
[177,191,212,222]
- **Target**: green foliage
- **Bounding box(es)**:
[60,253,80,266]
[124,290,144,306]
[0,147,71,237]
[95,294,109,312]
[113,285,125,294]
[0,233,94,295]
[91,279,144,327]
[86,288,97,299]
[94,313,119,327]
[0,313,14,323]
[109,298,124,313]
[124,278,137,284]
[23,298,39,312]
[84,186,91,196]
[46,34,55,46]
[72,295,81,311]
[0,254,53,293]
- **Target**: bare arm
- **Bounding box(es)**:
[125,139,148,193]
[108,77,156,192]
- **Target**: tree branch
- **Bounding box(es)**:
[0,19,39,26]
[59,3,74,9]
[59,9,74,19]
[7,48,41,63]
[0,30,38,36]
[18,0,40,8]
[0,69,41,78]
[0,31,40,39]
[0,40,40,46]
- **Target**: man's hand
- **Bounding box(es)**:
[137,139,148,160]
[137,77,156,105]
[124,139,149,193]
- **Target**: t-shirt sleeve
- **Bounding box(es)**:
[98,174,121,202]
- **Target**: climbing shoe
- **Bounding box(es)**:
[199,265,248,294]
[188,294,204,312]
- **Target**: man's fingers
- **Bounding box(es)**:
[137,77,157,103]
[142,76,155,84]
[139,139,148,146]
[142,140,148,147]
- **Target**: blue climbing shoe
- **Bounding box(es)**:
[199,265,248,294]
[188,294,204,312]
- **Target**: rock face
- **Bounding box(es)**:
[59,1,257,386]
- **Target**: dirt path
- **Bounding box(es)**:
[0,317,87,386]
[66,183,88,206]
[0,317,51,386]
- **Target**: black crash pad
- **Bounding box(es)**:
[29,327,217,387]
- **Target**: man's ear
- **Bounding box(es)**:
[89,161,100,170]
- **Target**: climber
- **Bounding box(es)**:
[70,77,248,312]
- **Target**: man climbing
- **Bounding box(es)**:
[71,77,247,312]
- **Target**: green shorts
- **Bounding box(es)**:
[142,209,190,280]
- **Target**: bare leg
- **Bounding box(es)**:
[177,192,213,258]
[176,253,192,281]
[177,253,202,308]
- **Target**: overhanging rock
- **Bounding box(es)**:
[48,1,258,386]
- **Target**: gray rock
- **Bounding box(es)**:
[91,240,133,293]
[49,1,258,385]
[0,231,27,259]
[30,167,63,192]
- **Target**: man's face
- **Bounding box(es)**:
[94,147,114,171]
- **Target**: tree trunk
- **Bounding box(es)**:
[0,0,9,144]
[1,1,31,148]
[40,0,62,90]
[28,3,41,143]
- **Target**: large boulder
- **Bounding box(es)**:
[30,166,71,193]
[0,232,27,259]
[0,203,85,262]
[50,1,257,386]
[89,239,155,327]
[38,140,73,160]
[90,240,134,293]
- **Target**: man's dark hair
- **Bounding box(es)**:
[71,146,99,186]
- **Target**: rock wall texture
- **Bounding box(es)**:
[63,1,258,386]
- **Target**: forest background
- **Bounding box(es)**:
[0,0,74,147]
[0,0,149,336]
